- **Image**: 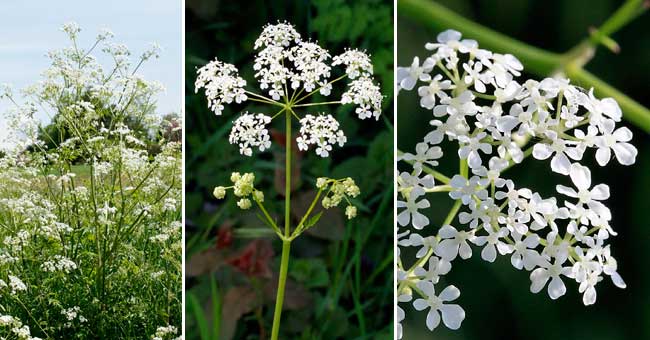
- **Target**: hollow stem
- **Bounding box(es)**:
[270,104,294,340]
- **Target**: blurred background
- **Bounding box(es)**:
[185,0,393,339]
[398,0,650,339]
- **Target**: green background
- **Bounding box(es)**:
[185,0,394,339]
[398,0,650,339]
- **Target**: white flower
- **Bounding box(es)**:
[296,114,347,157]
[529,256,573,300]
[532,131,583,175]
[254,21,301,49]
[594,119,637,166]
[401,142,443,172]
[417,74,452,109]
[396,56,434,91]
[397,192,430,229]
[434,225,475,261]
[507,232,541,270]
[332,48,373,79]
[8,275,26,294]
[397,171,435,197]
[409,234,438,258]
[449,175,488,205]
[471,225,510,262]
[229,113,272,156]
[287,41,331,92]
[413,282,465,330]
[414,256,451,284]
[341,76,383,120]
[462,60,489,93]
[458,132,492,168]
[195,59,247,115]
[556,163,611,223]
[581,89,622,126]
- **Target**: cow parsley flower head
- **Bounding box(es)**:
[332,48,374,79]
[397,29,636,335]
[229,113,272,156]
[254,21,301,49]
[195,59,247,115]
[297,114,347,157]
[195,21,383,158]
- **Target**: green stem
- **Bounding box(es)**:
[271,240,291,340]
[397,0,650,132]
[270,105,293,340]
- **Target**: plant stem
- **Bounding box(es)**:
[271,240,291,340]
[270,105,294,340]
[397,0,650,132]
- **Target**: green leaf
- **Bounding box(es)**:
[304,211,324,229]
[289,258,330,288]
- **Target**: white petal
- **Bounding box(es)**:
[440,304,465,330]
[511,253,523,270]
[439,285,461,302]
[532,143,553,160]
[438,225,457,238]
[569,163,591,190]
[547,276,566,299]
[611,272,627,288]
[481,244,497,262]
[397,210,410,226]
[412,212,430,230]
[530,268,549,293]
[583,286,597,306]
[595,147,611,166]
[613,127,633,142]
[590,184,610,200]
[413,298,429,311]
[458,241,473,259]
[556,185,578,197]
[426,310,441,331]
[612,142,637,165]
[550,153,571,175]
[435,239,459,261]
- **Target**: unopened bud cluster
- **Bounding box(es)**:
[213,172,264,210]
[317,177,360,219]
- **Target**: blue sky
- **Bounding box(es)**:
[0,0,182,147]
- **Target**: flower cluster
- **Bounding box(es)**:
[316,177,360,219]
[297,114,347,157]
[341,76,383,120]
[195,21,383,157]
[195,59,247,115]
[213,172,264,210]
[229,113,272,156]
[396,29,636,335]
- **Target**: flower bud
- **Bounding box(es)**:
[213,186,226,199]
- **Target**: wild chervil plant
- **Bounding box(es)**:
[0,23,181,339]
[195,21,382,340]
[396,30,637,336]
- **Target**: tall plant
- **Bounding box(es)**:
[0,23,181,339]
[194,22,383,340]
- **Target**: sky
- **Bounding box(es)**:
[0,0,182,148]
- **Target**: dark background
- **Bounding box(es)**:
[185,0,393,339]
[398,0,650,339]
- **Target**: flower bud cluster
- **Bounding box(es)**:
[317,177,360,219]
[213,172,265,210]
